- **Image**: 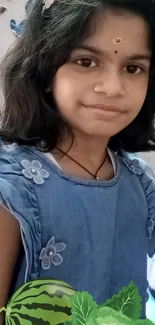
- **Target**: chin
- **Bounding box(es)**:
[81,127,120,138]
[76,120,127,138]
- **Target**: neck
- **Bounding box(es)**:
[57,133,110,167]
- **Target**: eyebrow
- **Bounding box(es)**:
[73,45,151,62]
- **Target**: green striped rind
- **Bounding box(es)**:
[6,279,76,325]
[10,279,74,303]
[10,282,75,305]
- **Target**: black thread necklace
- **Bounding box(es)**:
[56,147,108,180]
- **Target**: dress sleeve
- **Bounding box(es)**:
[121,151,155,320]
[121,150,155,257]
[135,156,155,257]
[0,146,41,282]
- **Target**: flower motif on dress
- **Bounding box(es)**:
[1,144,12,151]
[42,0,55,13]
[39,236,66,270]
[21,160,49,184]
[123,158,142,175]
[129,159,142,175]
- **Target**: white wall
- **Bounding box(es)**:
[0,0,26,61]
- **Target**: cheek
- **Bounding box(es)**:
[128,79,149,113]
[53,66,80,103]
[53,77,72,102]
[52,65,91,109]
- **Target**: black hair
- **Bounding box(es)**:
[0,0,155,152]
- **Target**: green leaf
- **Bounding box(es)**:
[101,281,142,320]
[64,321,73,325]
[86,309,98,325]
[96,307,133,325]
[135,320,155,325]
[70,291,98,325]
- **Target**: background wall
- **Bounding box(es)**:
[0,0,155,171]
[141,152,155,170]
[0,0,26,61]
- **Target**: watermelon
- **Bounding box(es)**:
[1,279,76,325]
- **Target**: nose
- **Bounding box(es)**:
[94,70,125,98]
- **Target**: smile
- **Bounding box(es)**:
[83,104,125,120]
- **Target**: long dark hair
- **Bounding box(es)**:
[1,0,155,152]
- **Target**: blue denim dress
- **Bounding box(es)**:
[0,143,155,319]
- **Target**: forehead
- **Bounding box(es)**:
[81,9,151,56]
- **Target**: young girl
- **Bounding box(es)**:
[0,0,155,322]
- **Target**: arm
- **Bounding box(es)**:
[0,206,21,325]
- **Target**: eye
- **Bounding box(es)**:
[124,65,144,75]
[74,58,97,68]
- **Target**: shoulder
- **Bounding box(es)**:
[0,142,30,187]
[0,141,50,183]
[120,150,155,179]
[0,142,50,214]
[119,151,155,202]
[0,140,42,212]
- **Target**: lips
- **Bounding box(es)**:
[82,103,125,121]
[84,104,123,113]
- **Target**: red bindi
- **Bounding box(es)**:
[113,37,123,45]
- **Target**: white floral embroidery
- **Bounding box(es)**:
[39,236,66,270]
[123,158,142,175]
[1,144,12,151]
[21,159,49,184]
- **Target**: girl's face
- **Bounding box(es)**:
[53,8,151,139]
